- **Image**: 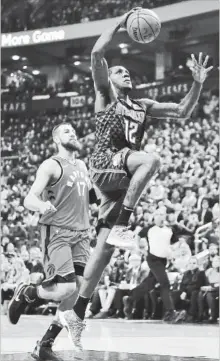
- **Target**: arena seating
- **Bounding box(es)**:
[1,0,184,33]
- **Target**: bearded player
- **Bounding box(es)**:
[54,9,212,352]
[7,123,99,360]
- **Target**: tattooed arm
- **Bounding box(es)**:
[91,25,120,92]
[91,10,137,112]
[140,53,213,120]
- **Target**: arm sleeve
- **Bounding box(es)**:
[89,188,100,205]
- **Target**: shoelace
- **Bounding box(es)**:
[74,319,86,344]
[67,316,86,345]
[114,226,134,241]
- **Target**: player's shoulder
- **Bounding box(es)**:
[38,157,59,173]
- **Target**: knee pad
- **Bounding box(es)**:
[74,264,85,277]
[42,272,76,288]
[56,273,76,283]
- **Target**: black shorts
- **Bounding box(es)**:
[90,147,135,227]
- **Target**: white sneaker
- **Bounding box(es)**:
[106,225,136,250]
[59,310,86,352]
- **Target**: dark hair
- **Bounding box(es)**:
[202,197,210,206]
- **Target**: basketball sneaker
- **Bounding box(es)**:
[31,340,62,361]
[163,310,186,323]
[8,283,30,324]
[59,310,86,352]
[106,225,136,250]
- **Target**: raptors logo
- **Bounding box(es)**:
[47,263,56,277]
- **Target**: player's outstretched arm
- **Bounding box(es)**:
[91,9,137,92]
[140,53,213,120]
[24,159,57,214]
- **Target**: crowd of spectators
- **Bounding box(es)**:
[1,0,183,33]
[1,86,219,322]
[1,71,94,101]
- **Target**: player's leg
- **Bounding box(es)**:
[68,178,126,319]
[31,230,86,360]
[31,274,83,361]
[60,226,115,351]
[107,150,160,248]
[123,151,160,208]
[58,175,125,350]
[8,226,77,325]
[147,255,174,314]
[74,226,113,304]
[147,254,186,322]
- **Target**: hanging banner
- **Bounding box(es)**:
[1,101,30,113]
[1,1,218,47]
[132,82,191,99]
[1,95,90,113]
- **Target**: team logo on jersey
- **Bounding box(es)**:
[67,170,90,188]
[47,264,56,277]
[116,102,145,123]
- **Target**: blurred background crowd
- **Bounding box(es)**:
[1,0,219,324]
[1,0,183,33]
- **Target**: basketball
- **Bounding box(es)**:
[126,8,161,44]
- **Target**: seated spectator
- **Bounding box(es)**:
[111,254,144,319]
[202,219,220,246]
[198,198,213,226]
[198,255,220,323]
[181,188,197,209]
[172,238,192,273]
[91,270,117,319]
[206,243,219,269]
[5,242,16,256]
[1,254,30,313]
[175,256,206,322]
[27,246,44,284]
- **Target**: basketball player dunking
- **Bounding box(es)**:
[57,9,213,351]
[8,123,99,359]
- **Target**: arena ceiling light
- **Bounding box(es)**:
[119,43,128,49]
[32,69,40,75]
[23,65,27,69]
[74,61,81,66]
[21,57,27,61]
[12,55,20,60]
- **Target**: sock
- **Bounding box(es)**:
[41,323,63,346]
[73,295,90,320]
[115,205,133,226]
[24,285,39,303]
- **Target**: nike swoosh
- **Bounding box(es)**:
[14,285,24,302]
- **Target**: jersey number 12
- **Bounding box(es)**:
[124,119,138,144]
